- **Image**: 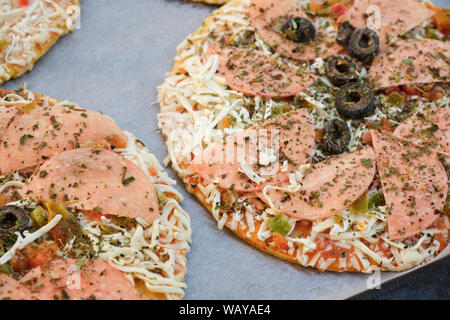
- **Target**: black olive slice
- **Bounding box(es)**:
[0,205,29,247]
[320,119,351,155]
[336,22,354,46]
[348,28,379,62]
[281,17,316,43]
[335,83,375,119]
[325,56,360,87]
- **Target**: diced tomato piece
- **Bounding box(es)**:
[84,210,109,222]
[426,2,450,36]
[315,128,324,143]
[330,3,347,17]
[383,86,400,95]
[309,1,323,14]
[272,232,289,251]
[221,117,230,129]
[148,167,158,176]
[401,85,421,96]
[423,89,445,101]
[361,131,373,145]
[433,11,450,36]
[18,0,29,7]
[21,241,60,269]
[381,118,395,133]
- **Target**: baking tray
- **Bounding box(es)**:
[1,0,448,299]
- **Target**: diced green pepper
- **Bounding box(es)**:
[30,206,48,227]
[350,192,368,213]
[45,201,72,220]
[0,39,8,52]
[267,214,292,236]
[368,192,386,209]
[385,91,404,107]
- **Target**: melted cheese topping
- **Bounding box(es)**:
[158,0,448,272]
[0,88,191,299]
[83,131,192,300]
[0,213,62,265]
[0,0,80,83]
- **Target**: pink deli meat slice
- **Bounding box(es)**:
[265,147,376,220]
[0,106,17,140]
[340,0,435,49]
[371,130,448,240]
[0,104,128,174]
[192,109,315,192]
[207,45,316,97]
[394,108,450,157]
[21,148,159,225]
[20,259,142,300]
[249,0,344,62]
[369,39,450,88]
[0,273,37,300]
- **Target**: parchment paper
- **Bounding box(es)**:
[1,0,448,300]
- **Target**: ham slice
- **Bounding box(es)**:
[207,45,316,97]
[265,147,376,220]
[249,0,344,62]
[340,0,435,49]
[371,130,448,240]
[369,39,450,88]
[21,148,159,225]
[0,273,37,300]
[20,259,141,300]
[394,108,450,157]
[0,104,128,174]
[192,109,315,192]
[0,106,17,139]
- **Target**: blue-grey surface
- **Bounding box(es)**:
[1,0,448,299]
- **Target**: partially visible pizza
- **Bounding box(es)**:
[0,0,80,85]
[158,0,450,272]
[186,0,229,5]
[0,87,191,300]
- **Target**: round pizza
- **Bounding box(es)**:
[0,0,80,85]
[0,86,191,300]
[186,0,229,5]
[158,0,449,272]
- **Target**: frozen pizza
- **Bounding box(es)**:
[0,86,191,299]
[186,0,229,5]
[0,0,80,85]
[158,0,449,272]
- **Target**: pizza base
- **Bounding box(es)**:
[160,0,449,273]
[0,0,81,85]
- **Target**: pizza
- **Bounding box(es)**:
[158,0,450,272]
[186,0,229,5]
[0,86,191,300]
[0,0,80,85]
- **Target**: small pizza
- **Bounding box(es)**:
[158,0,449,272]
[0,87,191,300]
[0,0,80,85]
[186,0,229,5]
